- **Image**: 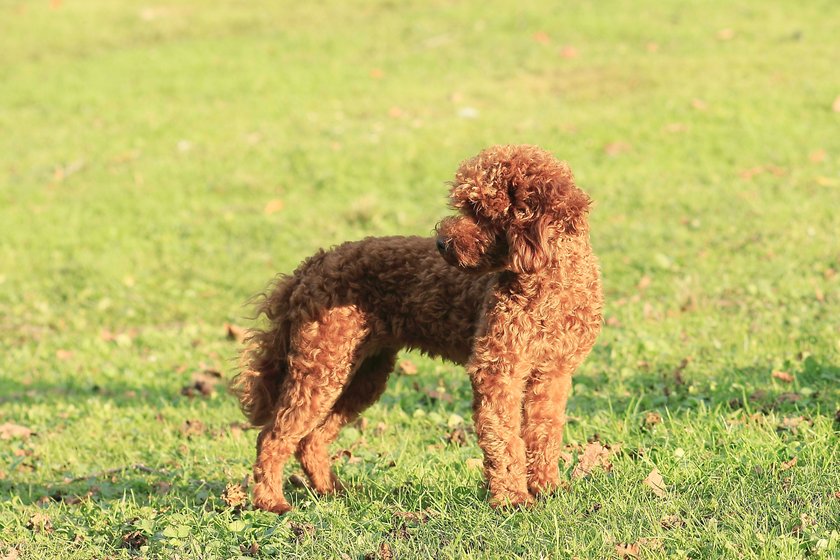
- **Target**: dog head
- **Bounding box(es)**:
[435,145,591,274]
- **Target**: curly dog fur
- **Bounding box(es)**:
[233,145,603,513]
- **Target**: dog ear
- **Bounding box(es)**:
[554,186,592,236]
[507,214,551,274]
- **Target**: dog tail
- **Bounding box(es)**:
[231,274,296,427]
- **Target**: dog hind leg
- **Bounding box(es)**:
[251,306,367,514]
[295,349,397,495]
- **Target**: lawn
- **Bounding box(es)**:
[1,0,838,558]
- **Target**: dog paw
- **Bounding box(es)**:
[490,491,535,510]
[252,484,293,515]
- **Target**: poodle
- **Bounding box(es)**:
[233,145,603,514]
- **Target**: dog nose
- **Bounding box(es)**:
[436,237,447,255]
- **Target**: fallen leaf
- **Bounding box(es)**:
[397,359,417,375]
[225,323,247,343]
[772,370,794,383]
[26,513,52,534]
[637,275,652,291]
[0,423,33,440]
[660,514,685,529]
[606,316,622,328]
[809,149,826,163]
[369,68,384,79]
[446,427,468,446]
[780,456,797,471]
[181,369,222,398]
[691,98,708,111]
[221,481,248,510]
[560,46,578,59]
[833,95,840,113]
[289,521,315,542]
[776,392,801,404]
[532,31,550,45]
[241,542,260,556]
[571,441,612,480]
[393,510,431,524]
[615,542,639,558]
[374,422,387,436]
[263,199,284,215]
[646,42,659,52]
[180,419,205,438]
[643,467,667,497]
[604,141,631,157]
[643,412,662,429]
[376,541,393,560]
[121,530,147,550]
[717,28,735,40]
[56,349,74,360]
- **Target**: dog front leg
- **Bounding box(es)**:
[470,355,532,509]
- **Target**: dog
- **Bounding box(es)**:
[233,145,603,513]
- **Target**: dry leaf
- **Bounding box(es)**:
[289,521,315,541]
[181,369,222,398]
[604,141,631,156]
[571,441,612,480]
[772,370,794,383]
[225,323,247,343]
[643,467,667,497]
[369,68,384,79]
[221,482,248,510]
[447,427,468,446]
[121,530,147,550]
[397,359,418,375]
[56,349,74,360]
[809,149,826,163]
[716,28,735,40]
[660,514,685,529]
[691,98,708,111]
[643,412,662,429]
[180,419,205,437]
[263,199,284,215]
[780,456,797,471]
[615,542,640,558]
[0,423,33,440]
[560,46,578,59]
[532,31,550,45]
[833,95,840,113]
[637,275,652,291]
[26,513,53,534]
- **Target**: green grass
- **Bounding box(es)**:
[1,0,839,558]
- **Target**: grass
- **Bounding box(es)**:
[1,0,838,558]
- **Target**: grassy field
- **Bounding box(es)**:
[1,0,839,558]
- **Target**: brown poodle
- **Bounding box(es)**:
[233,145,603,514]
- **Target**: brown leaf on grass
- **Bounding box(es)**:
[643,467,667,497]
[56,349,74,361]
[772,370,794,383]
[374,422,387,436]
[446,427,468,447]
[221,481,249,510]
[532,31,550,45]
[263,199,284,215]
[225,323,247,343]
[604,141,631,157]
[240,542,260,556]
[660,514,686,529]
[394,509,432,524]
[422,386,453,403]
[646,42,659,53]
[369,68,384,79]
[0,547,20,560]
[26,513,53,534]
[716,28,735,40]
[606,316,622,328]
[397,359,418,375]
[778,416,811,433]
[833,95,840,113]
[560,46,579,59]
[0,423,33,440]
[637,275,652,291]
[372,541,393,560]
[180,419,205,438]
[809,149,827,163]
[332,449,363,465]
[181,369,222,398]
[780,457,797,471]
[289,521,315,542]
[615,542,640,558]
[643,412,662,429]
[691,98,708,111]
[121,530,147,550]
[571,441,612,480]
[776,392,801,404]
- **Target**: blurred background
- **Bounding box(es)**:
[1,1,838,558]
